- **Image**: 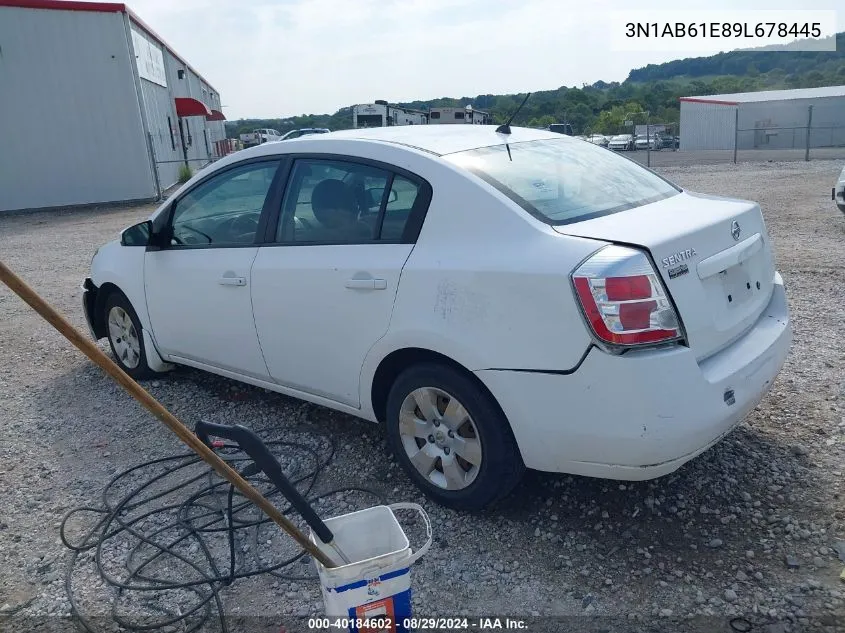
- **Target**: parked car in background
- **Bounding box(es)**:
[635,134,662,151]
[548,123,573,136]
[587,134,609,147]
[239,128,282,148]
[280,128,331,141]
[608,134,634,151]
[83,126,791,510]
[662,135,679,149]
[834,164,845,214]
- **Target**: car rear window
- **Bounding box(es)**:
[445,138,680,225]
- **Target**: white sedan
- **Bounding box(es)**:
[83,126,791,510]
[634,134,662,151]
[607,134,633,151]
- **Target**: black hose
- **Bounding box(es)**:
[60,427,385,633]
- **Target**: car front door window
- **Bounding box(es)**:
[171,161,280,246]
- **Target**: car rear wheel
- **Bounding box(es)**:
[104,292,156,379]
[385,363,524,510]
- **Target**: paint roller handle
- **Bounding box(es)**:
[194,420,335,545]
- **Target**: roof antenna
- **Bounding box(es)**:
[495,92,531,135]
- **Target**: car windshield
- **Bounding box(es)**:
[445,138,680,225]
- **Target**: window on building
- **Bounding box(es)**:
[454,112,465,120]
[430,112,441,120]
[167,116,176,151]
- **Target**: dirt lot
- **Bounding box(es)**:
[1,160,844,633]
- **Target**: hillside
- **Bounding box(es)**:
[627,32,845,82]
[226,33,845,138]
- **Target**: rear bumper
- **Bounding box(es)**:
[476,275,791,480]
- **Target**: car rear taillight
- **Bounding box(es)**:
[572,245,682,348]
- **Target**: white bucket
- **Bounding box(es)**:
[310,502,432,632]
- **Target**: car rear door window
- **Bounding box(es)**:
[170,160,280,246]
[276,159,422,244]
[380,176,420,241]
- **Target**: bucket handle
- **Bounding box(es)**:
[341,503,433,582]
[388,502,432,566]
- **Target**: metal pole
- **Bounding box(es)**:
[147,133,162,202]
[646,117,651,168]
[733,108,739,164]
[805,105,814,162]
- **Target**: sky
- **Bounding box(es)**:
[126,0,844,120]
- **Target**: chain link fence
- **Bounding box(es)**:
[146,133,239,201]
[622,104,845,168]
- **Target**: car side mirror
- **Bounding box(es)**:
[120,220,152,247]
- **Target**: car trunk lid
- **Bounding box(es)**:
[555,191,776,360]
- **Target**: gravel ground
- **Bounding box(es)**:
[624,147,845,168]
[1,160,844,633]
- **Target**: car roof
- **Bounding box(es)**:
[309,125,562,156]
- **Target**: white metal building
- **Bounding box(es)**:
[679,86,845,151]
[0,0,226,213]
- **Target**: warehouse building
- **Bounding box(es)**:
[679,85,845,151]
[0,0,226,213]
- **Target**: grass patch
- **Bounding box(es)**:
[178,164,193,184]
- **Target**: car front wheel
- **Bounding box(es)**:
[103,292,157,379]
[385,363,524,510]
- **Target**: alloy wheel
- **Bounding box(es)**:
[398,387,482,490]
[107,306,141,369]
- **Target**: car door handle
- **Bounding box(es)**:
[345,278,387,290]
[218,276,247,286]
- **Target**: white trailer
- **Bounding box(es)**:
[352,101,428,128]
[429,105,492,125]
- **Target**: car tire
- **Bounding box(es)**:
[385,363,524,511]
[103,291,157,380]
